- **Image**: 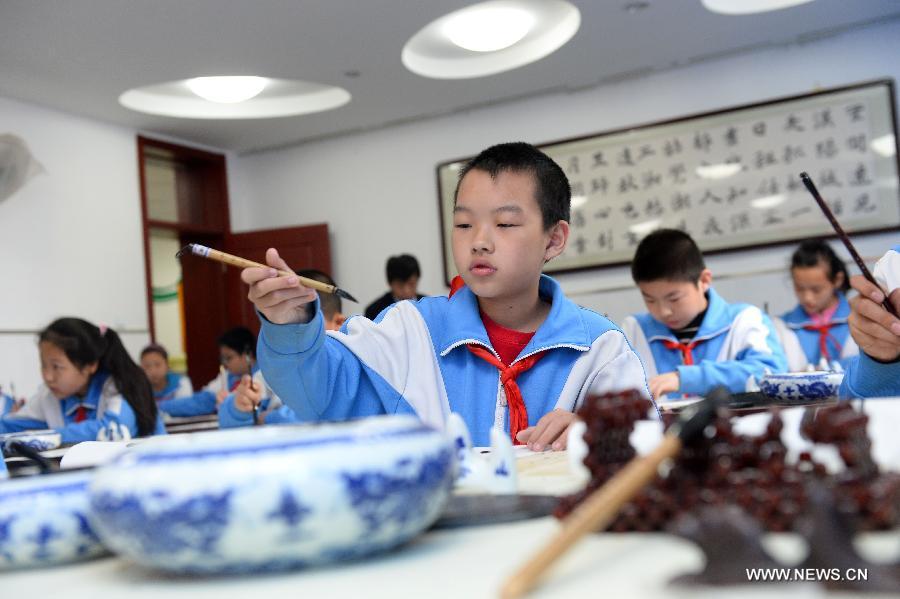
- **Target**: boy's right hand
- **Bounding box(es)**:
[241,248,318,324]
[848,274,900,362]
[233,374,263,413]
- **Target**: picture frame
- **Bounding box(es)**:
[435,79,900,283]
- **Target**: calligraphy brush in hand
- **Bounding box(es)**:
[800,172,898,318]
[176,244,358,302]
[500,387,724,599]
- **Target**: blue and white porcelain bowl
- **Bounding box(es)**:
[1,429,62,453]
[88,415,454,574]
[0,469,106,569]
[758,371,845,401]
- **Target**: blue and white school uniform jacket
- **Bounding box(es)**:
[258,275,654,446]
[840,245,900,399]
[154,372,194,402]
[0,371,166,443]
[217,371,296,428]
[621,288,788,398]
[773,293,858,372]
[158,367,253,417]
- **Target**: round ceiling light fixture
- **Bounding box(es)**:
[119,76,351,119]
[402,0,580,79]
[701,0,815,15]
[444,6,535,52]
[185,76,269,104]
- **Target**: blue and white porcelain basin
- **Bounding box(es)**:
[0,469,106,569]
[758,371,844,401]
[88,415,454,574]
[1,429,62,453]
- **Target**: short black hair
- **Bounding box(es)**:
[631,229,706,284]
[386,254,420,284]
[140,343,169,361]
[791,239,850,292]
[296,268,343,318]
[455,142,570,230]
[217,327,255,358]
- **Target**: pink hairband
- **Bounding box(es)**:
[98,322,108,336]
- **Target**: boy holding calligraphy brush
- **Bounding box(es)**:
[840,245,900,398]
[241,142,654,448]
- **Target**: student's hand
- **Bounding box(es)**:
[241,248,318,325]
[233,374,263,413]
[516,409,576,452]
[215,388,229,407]
[848,275,900,362]
[649,372,680,400]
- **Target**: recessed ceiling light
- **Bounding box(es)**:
[119,77,351,119]
[444,6,535,52]
[702,0,815,15]
[402,0,580,79]
[186,76,268,104]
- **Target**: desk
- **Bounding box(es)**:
[4,400,900,597]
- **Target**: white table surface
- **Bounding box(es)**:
[4,399,900,598]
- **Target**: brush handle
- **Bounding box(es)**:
[800,173,899,318]
[500,435,682,599]
[188,244,338,297]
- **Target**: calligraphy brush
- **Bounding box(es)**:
[800,172,898,318]
[176,244,358,303]
[245,351,260,426]
[499,388,724,599]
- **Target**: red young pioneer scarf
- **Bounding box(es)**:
[449,276,546,443]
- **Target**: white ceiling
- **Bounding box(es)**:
[1,1,898,154]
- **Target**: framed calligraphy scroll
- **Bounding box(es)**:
[436,80,900,283]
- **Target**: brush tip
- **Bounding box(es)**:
[336,288,358,303]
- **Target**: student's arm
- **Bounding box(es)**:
[839,352,900,398]
[677,308,788,395]
[217,394,255,428]
[258,305,401,422]
[0,414,49,433]
[157,389,217,417]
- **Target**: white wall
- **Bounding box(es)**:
[0,96,154,393]
[230,20,899,323]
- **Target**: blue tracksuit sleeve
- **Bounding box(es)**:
[55,404,140,443]
[158,390,217,417]
[257,303,402,422]
[839,352,900,398]
[0,415,48,433]
[217,393,253,428]
[261,404,297,425]
[678,310,788,395]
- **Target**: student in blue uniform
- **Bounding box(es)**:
[140,343,193,403]
[157,327,257,418]
[773,240,857,371]
[621,229,787,402]
[840,245,900,398]
[240,142,652,449]
[0,318,164,442]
